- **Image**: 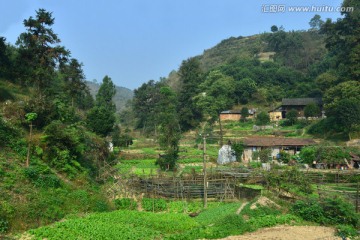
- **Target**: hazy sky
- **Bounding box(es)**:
[1,0,344,90]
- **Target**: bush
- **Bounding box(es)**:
[299,146,316,165]
[322,197,359,227]
[291,199,326,223]
[256,111,270,126]
[155,149,178,171]
[142,198,167,212]
[278,150,291,163]
[232,142,245,161]
[308,117,340,135]
[114,198,137,210]
[292,197,360,227]
[336,224,359,239]
[0,114,17,146]
[23,165,61,188]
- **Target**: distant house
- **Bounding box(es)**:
[242,136,316,163]
[219,109,256,121]
[269,98,323,121]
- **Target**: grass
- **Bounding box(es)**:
[141,148,158,155]
[116,159,158,176]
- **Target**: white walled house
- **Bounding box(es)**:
[242,137,316,163]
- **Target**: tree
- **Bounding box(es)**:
[271,25,278,33]
[87,76,116,136]
[177,58,204,131]
[155,87,181,171]
[232,142,245,161]
[309,14,324,31]
[86,106,116,137]
[60,58,87,107]
[0,37,10,79]
[16,9,69,92]
[96,75,116,110]
[111,125,121,147]
[240,107,249,122]
[235,77,257,104]
[304,103,321,119]
[286,109,298,125]
[320,0,360,81]
[195,70,235,122]
[323,81,360,110]
[132,80,164,131]
[315,71,338,93]
[256,111,270,126]
[329,98,360,139]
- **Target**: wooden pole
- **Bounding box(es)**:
[356,182,359,213]
[26,123,33,167]
[203,135,207,209]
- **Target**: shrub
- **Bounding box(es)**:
[292,197,360,227]
[291,199,325,223]
[336,224,359,239]
[23,165,61,188]
[322,197,359,227]
[256,111,270,126]
[278,150,291,163]
[286,109,298,125]
[0,114,17,146]
[299,146,316,165]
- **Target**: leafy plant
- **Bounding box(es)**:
[142,198,167,212]
[114,198,137,210]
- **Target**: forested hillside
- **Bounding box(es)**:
[133,0,360,141]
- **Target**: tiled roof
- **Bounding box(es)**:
[220,109,256,114]
[282,98,322,106]
[243,137,316,147]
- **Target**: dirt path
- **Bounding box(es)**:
[220,226,342,240]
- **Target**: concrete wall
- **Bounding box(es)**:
[269,111,282,121]
[220,114,241,121]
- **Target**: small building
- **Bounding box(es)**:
[242,136,316,163]
[220,109,256,121]
[269,98,323,120]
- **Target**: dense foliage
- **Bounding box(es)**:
[0,9,122,234]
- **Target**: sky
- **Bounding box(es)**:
[0,0,344,90]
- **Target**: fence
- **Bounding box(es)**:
[107,172,261,201]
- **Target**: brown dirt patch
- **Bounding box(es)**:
[250,196,281,210]
[220,226,341,240]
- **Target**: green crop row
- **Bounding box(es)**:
[24,199,307,240]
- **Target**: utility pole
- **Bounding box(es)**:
[202,134,208,209]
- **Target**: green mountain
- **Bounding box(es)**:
[86,81,133,112]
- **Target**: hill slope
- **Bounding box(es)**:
[86,81,133,112]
